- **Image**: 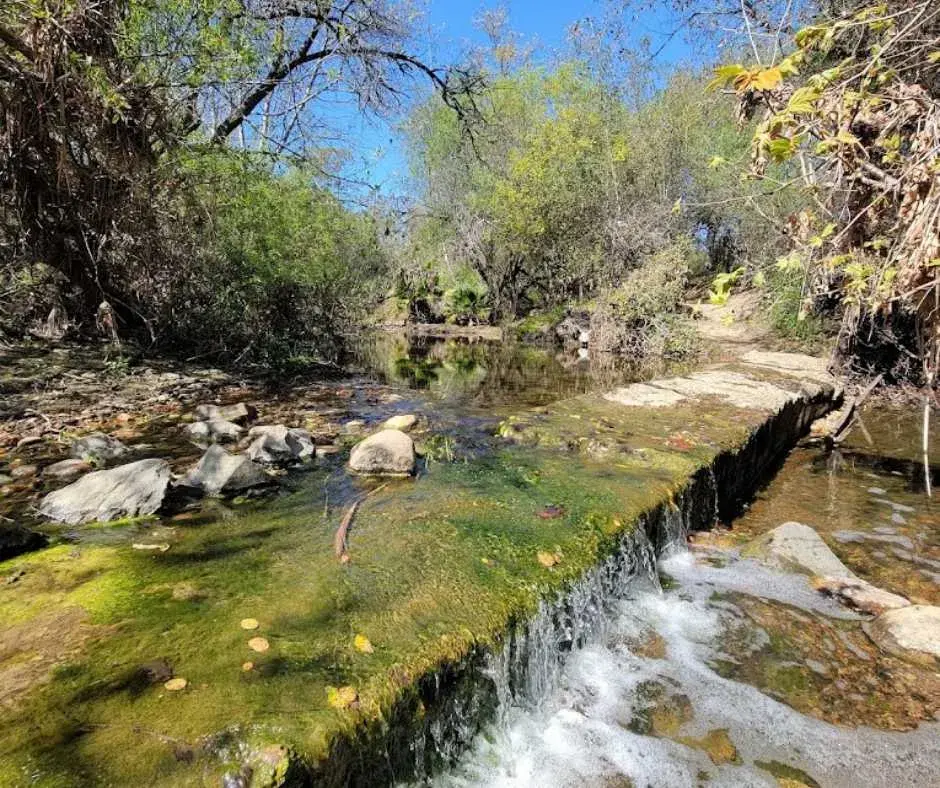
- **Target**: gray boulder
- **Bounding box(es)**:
[185,419,244,445]
[179,445,269,497]
[864,605,940,663]
[39,459,171,525]
[746,522,854,579]
[245,425,315,464]
[349,429,415,476]
[43,458,92,482]
[383,414,418,432]
[194,402,256,425]
[71,432,128,462]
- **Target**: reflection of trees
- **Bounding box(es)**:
[353,330,686,405]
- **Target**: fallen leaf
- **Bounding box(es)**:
[240,618,259,630]
[326,685,359,710]
[537,551,559,568]
[242,661,254,672]
[354,634,374,654]
[247,637,269,653]
[164,678,187,691]
[538,504,566,520]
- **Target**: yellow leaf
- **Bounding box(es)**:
[327,685,358,710]
[751,67,783,91]
[354,634,374,654]
[537,551,559,568]
[240,618,259,630]
[247,637,269,653]
[164,678,187,691]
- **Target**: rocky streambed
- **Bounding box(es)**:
[0,341,937,787]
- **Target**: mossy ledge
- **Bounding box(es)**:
[0,353,837,787]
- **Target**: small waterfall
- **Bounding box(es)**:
[395,471,719,785]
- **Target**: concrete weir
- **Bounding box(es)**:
[0,353,839,787]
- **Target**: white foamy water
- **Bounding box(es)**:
[430,551,940,788]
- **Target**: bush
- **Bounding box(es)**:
[590,241,701,358]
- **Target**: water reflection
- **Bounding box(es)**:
[353,330,687,411]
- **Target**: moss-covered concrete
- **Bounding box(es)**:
[0,355,837,786]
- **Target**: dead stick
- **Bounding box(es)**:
[333,484,388,563]
[334,499,361,563]
[833,373,884,443]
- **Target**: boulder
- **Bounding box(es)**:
[245,425,315,464]
[864,605,940,663]
[194,402,257,425]
[185,419,244,445]
[815,577,910,616]
[179,445,269,497]
[746,522,854,579]
[349,429,415,476]
[383,414,417,432]
[43,458,92,482]
[39,459,170,525]
[71,432,128,462]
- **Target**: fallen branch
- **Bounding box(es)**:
[333,498,361,564]
[832,373,884,443]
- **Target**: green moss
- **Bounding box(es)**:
[0,385,787,785]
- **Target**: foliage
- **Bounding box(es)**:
[712,0,940,383]
[404,63,768,323]
[590,240,701,359]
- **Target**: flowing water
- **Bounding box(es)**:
[416,405,940,788]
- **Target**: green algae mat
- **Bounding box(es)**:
[0,353,837,786]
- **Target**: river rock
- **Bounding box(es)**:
[864,605,940,664]
[349,429,415,475]
[245,425,315,464]
[194,402,257,425]
[43,459,92,482]
[815,577,910,615]
[71,432,128,462]
[10,464,37,480]
[747,522,855,579]
[185,419,244,445]
[383,414,417,431]
[39,459,171,524]
[179,445,269,496]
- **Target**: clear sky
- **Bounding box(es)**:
[339,0,699,200]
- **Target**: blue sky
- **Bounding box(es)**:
[339,0,699,199]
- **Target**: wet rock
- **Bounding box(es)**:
[748,522,854,579]
[43,459,92,482]
[39,459,170,525]
[815,577,910,615]
[555,316,586,344]
[179,445,269,497]
[604,384,687,408]
[194,402,256,425]
[245,425,315,464]
[349,429,415,476]
[0,523,48,561]
[71,432,128,462]
[184,419,244,445]
[10,464,37,480]
[382,414,417,431]
[864,605,940,663]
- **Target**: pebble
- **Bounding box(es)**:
[867,487,887,495]
[891,512,907,525]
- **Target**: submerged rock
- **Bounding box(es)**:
[184,419,244,445]
[245,425,315,464]
[748,522,854,579]
[749,522,910,616]
[70,432,127,462]
[349,429,415,475]
[194,402,257,425]
[179,445,269,497]
[864,605,940,663]
[39,459,170,524]
[43,458,92,482]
